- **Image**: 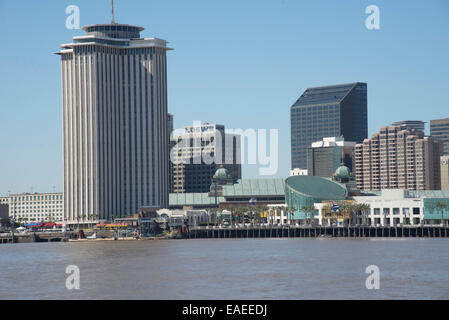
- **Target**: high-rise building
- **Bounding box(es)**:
[57,22,171,224]
[441,156,449,190]
[168,113,174,134]
[391,120,425,133]
[430,118,449,155]
[307,137,356,178]
[170,123,241,193]
[290,82,367,170]
[0,197,9,223]
[168,114,174,193]
[355,126,443,191]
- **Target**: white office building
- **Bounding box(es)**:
[56,23,171,224]
[315,189,449,226]
[1,193,64,223]
[290,168,308,176]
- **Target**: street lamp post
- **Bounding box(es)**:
[10,217,15,243]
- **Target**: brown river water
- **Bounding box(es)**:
[1,238,448,299]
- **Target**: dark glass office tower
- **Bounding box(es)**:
[290,82,367,170]
[430,118,449,155]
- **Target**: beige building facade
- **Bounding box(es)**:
[1,193,64,223]
[355,126,443,191]
[442,156,449,190]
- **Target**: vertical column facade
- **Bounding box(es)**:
[59,24,170,224]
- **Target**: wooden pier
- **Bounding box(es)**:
[0,232,68,244]
[183,225,449,239]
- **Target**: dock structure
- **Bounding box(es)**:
[183,225,449,239]
[0,232,68,244]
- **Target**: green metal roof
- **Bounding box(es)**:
[214,167,229,180]
[285,175,347,200]
[169,178,286,206]
[169,193,224,206]
[222,178,285,197]
[335,165,350,179]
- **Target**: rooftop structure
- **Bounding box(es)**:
[391,120,425,132]
[169,178,285,209]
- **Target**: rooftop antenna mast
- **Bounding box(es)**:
[111,0,116,24]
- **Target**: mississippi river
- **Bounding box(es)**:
[1,238,448,299]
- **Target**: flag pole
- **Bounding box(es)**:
[111,0,115,24]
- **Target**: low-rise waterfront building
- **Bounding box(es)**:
[285,172,348,222]
[1,193,64,223]
[169,177,285,209]
[157,209,209,227]
[315,189,449,226]
[265,204,288,225]
[285,165,449,226]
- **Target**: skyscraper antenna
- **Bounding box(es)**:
[111,0,116,24]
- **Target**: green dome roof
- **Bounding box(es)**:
[285,175,347,200]
[214,167,229,180]
[335,165,350,179]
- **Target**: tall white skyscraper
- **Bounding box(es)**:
[56,23,171,224]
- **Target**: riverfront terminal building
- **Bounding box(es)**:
[56,23,171,224]
[169,177,285,209]
[284,170,449,226]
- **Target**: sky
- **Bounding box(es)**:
[0,0,448,195]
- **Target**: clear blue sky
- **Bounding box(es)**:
[0,0,448,195]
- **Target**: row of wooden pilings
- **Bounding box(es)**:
[184,226,449,239]
[0,235,15,244]
[0,233,68,244]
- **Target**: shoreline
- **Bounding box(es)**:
[1,236,443,245]
[68,236,169,242]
